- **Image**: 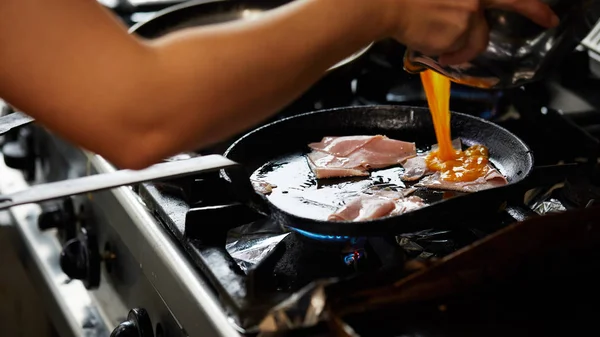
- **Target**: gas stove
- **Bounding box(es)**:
[1,3,600,337]
[133,83,600,334]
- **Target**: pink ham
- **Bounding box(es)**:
[328,188,425,222]
[415,165,508,193]
[308,136,377,157]
[389,196,427,216]
[354,136,417,169]
[401,156,431,181]
[307,151,370,179]
[307,135,417,179]
[251,179,276,195]
[328,196,397,222]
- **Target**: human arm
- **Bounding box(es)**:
[0,0,391,169]
[0,0,558,169]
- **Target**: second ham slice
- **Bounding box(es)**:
[328,188,426,222]
[307,135,417,179]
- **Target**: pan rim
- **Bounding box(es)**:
[222,104,535,230]
[224,104,534,163]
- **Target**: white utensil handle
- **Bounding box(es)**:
[0,154,238,210]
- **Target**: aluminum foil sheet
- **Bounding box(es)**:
[226,220,290,273]
[226,233,289,273]
[531,198,567,215]
[254,228,461,333]
[258,279,334,333]
[526,182,567,215]
[396,229,458,259]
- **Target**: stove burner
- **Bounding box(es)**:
[286,227,370,270]
[342,249,366,266]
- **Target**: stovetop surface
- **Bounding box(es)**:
[137,65,600,336]
[99,3,600,334]
[0,3,598,336]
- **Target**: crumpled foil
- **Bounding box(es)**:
[396,229,456,259]
[226,233,289,273]
[248,194,569,332]
[531,198,567,215]
[225,219,290,273]
[258,279,334,333]
[253,228,461,333]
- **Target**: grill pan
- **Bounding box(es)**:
[220,105,567,236]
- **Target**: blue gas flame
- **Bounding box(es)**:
[290,228,355,243]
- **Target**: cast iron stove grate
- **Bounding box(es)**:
[138,176,534,330]
[137,85,600,333]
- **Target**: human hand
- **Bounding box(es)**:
[384,0,559,65]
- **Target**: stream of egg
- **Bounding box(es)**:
[420,70,490,182]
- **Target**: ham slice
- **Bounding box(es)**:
[307,151,370,179]
[307,135,417,179]
[328,196,397,222]
[401,156,430,181]
[415,165,508,193]
[251,179,276,195]
[328,188,425,222]
[389,196,427,216]
[308,136,377,157]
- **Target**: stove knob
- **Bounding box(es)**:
[1,127,35,180]
[111,308,154,337]
[38,198,77,241]
[59,229,100,289]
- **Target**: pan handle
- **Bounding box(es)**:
[0,155,239,210]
